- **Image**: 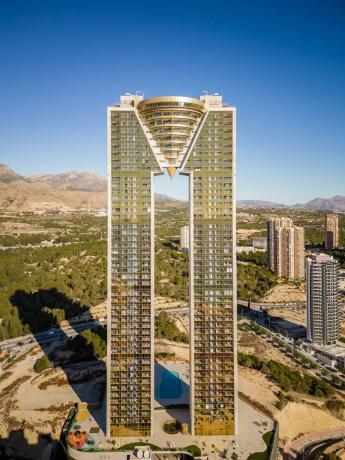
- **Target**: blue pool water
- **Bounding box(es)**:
[159,370,181,399]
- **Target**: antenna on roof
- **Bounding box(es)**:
[202,90,208,95]
[135,90,143,95]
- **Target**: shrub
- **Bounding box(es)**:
[34,355,52,373]
[184,445,202,457]
[163,420,181,434]
[155,311,189,343]
[66,327,106,361]
[238,352,334,398]
[325,398,345,417]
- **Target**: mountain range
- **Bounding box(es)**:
[0,164,344,212]
[238,197,345,211]
[0,164,181,212]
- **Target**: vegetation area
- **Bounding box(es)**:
[65,327,106,361]
[115,442,201,457]
[155,351,176,359]
[184,445,202,457]
[155,311,189,343]
[0,233,55,247]
[33,354,52,373]
[162,419,182,434]
[237,251,268,266]
[325,398,345,418]
[155,237,189,301]
[0,205,344,340]
[247,431,274,460]
[0,216,107,339]
[328,249,345,268]
[238,352,334,397]
[237,263,277,301]
[238,318,345,386]
[275,390,295,410]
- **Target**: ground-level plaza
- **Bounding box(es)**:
[62,361,275,460]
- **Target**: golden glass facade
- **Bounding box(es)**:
[108,109,160,436]
[107,94,236,438]
[183,109,236,435]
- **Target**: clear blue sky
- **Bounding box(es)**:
[0,0,344,204]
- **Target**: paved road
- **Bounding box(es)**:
[293,436,345,460]
[0,318,106,354]
[1,301,343,388]
[0,299,308,353]
[239,308,345,386]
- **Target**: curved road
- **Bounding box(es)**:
[296,437,345,460]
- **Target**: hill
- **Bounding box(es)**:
[0,164,27,183]
[238,200,287,209]
[293,195,345,211]
[1,164,344,212]
[0,181,106,213]
[0,165,185,213]
[239,196,345,211]
[29,171,107,192]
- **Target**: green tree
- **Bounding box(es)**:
[34,355,52,373]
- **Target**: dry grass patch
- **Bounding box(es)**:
[38,375,68,390]
[1,376,31,400]
[36,402,74,414]
[0,371,12,383]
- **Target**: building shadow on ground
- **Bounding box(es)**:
[0,429,58,460]
[238,304,306,339]
[154,361,190,424]
[9,289,106,430]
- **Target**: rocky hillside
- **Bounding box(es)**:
[0,165,186,213]
[0,164,27,182]
[239,196,345,211]
[2,164,343,212]
[29,171,107,192]
[293,195,345,211]
[238,200,287,209]
[0,165,107,213]
[0,181,106,213]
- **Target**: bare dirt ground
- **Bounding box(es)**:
[0,181,106,213]
[262,281,306,303]
[277,403,345,443]
[0,344,104,458]
[155,338,189,361]
[238,329,303,368]
[236,228,263,239]
[238,367,279,415]
[266,306,307,326]
[155,296,187,310]
[0,221,58,235]
[236,325,345,444]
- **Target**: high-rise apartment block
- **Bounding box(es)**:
[267,217,305,280]
[325,213,339,250]
[306,254,339,345]
[180,225,190,252]
[107,94,237,437]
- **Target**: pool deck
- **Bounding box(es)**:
[65,361,274,459]
[154,361,189,407]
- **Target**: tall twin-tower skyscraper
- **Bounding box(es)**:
[107,94,237,438]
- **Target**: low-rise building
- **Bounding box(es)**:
[252,236,267,250]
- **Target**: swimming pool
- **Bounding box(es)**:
[159,369,182,399]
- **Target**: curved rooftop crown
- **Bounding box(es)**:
[137,96,205,177]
